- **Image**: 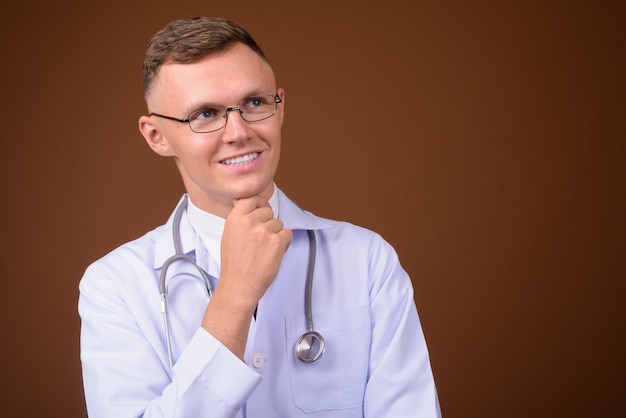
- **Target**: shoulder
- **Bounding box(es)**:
[307,209,391,248]
[297,212,413,305]
[81,223,169,286]
[303,211,401,272]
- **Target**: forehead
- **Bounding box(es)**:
[148,43,276,110]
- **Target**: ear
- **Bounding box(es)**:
[276,87,285,125]
[138,115,175,157]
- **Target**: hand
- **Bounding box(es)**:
[201,195,292,358]
[219,196,293,307]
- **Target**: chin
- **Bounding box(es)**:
[232,181,274,200]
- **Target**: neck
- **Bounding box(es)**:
[186,184,277,219]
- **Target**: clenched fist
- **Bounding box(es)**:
[221,196,293,305]
[201,195,292,358]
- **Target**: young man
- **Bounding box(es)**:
[79,17,441,417]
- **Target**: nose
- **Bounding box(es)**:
[220,107,252,143]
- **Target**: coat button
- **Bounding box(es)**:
[252,353,265,368]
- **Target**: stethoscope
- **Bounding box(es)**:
[159,195,325,370]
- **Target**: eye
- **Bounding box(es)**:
[190,107,222,121]
[242,96,272,112]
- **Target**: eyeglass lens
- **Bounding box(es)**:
[189,94,279,133]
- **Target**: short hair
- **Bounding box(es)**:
[142,17,268,96]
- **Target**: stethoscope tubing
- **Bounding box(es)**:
[295,230,325,363]
[159,195,324,371]
[304,230,316,331]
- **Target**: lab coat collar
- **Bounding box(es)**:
[153,188,330,269]
[276,189,332,231]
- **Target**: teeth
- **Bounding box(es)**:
[221,152,259,166]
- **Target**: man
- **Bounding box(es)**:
[79,17,441,417]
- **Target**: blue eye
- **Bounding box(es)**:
[191,107,222,121]
[250,97,264,107]
[242,96,272,112]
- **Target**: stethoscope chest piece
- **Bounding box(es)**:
[296,330,325,363]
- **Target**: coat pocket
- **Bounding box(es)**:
[284,306,371,414]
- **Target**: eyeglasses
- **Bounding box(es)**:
[149,94,282,133]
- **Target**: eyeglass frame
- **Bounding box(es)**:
[148,94,282,133]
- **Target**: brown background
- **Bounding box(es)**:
[1,1,624,417]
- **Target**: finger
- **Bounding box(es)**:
[232,196,270,214]
[278,227,293,250]
[266,218,286,233]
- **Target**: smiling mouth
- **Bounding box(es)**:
[220,152,259,166]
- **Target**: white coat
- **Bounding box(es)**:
[79,189,441,417]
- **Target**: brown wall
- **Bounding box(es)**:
[1,1,624,417]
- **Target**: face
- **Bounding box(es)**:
[139,43,284,217]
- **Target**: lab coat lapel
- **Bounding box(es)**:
[276,188,331,231]
[153,195,202,270]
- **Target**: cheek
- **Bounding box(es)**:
[177,137,219,160]
[259,120,283,145]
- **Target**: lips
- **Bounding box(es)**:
[220,152,259,166]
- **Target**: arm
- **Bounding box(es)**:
[79,262,261,418]
[79,196,292,417]
[364,235,442,417]
[201,196,292,358]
